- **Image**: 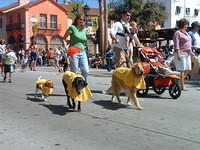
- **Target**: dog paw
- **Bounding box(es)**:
[44,98,48,102]
[102,90,106,94]
[120,101,126,105]
[127,102,132,106]
[137,106,144,110]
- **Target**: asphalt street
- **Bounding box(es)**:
[0,67,200,150]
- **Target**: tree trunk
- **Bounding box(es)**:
[99,0,104,56]
[103,0,108,57]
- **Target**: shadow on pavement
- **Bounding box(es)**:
[40,104,74,115]
[26,96,44,102]
[93,100,132,110]
[26,93,66,97]
[91,90,107,94]
[137,93,170,99]
[91,90,171,100]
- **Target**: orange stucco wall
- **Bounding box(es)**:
[5,0,68,49]
[28,0,67,45]
[6,9,26,42]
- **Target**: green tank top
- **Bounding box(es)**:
[68,25,87,50]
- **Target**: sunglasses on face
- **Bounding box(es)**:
[79,18,85,21]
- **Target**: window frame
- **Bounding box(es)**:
[176,6,181,14]
[50,15,57,29]
[185,8,190,16]
[0,17,3,28]
[40,14,47,29]
[194,9,199,16]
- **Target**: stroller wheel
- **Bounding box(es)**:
[153,86,166,95]
[137,88,149,97]
[169,84,181,99]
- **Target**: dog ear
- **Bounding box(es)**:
[131,63,137,73]
[84,81,88,87]
[72,78,79,88]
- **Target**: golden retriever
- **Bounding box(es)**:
[105,63,145,110]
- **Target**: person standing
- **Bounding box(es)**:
[54,48,62,72]
[173,18,195,91]
[110,10,131,68]
[105,45,114,72]
[3,45,18,83]
[188,21,200,76]
[188,21,200,52]
[63,14,89,80]
[0,40,7,75]
[29,41,37,71]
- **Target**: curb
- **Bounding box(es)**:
[185,80,200,85]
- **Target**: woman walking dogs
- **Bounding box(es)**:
[63,15,89,80]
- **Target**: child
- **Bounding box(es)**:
[105,45,114,72]
[21,54,28,72]
[129,21,144,47]
[61,53,69,72]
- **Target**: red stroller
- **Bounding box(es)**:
[136,47,181,99]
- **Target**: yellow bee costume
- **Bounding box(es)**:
[36,79,53,95]
[113,67,146,89]
[63,71,93,101]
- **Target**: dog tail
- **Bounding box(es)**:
[102,86,113,94]
[37,76,42,80]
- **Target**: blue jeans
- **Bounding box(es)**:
[70,50,89,79]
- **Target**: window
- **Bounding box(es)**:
[40,14,47,28]
[194,9,199,16]
[186,8,190,16]
[18,14,21,23]
[176,6,181,14]
[50,15,57,29]
[87,18,92,27]
[0,17,2,28]
[176,20,179,27]
[9,16,13,24]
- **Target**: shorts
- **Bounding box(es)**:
[31,55,37,61]
[4,64,15,73]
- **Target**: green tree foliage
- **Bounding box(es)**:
[68,2,83,20]
[108,0,168,39]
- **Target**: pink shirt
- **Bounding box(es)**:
[173,30,192,56]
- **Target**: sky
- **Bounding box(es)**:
[0,0,104,8]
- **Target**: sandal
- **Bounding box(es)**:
[181,88,189,91]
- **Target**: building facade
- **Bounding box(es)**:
[0,0,68,50]
[147,0,200,28]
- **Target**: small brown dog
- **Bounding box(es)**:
[35,76,54,101]
[106,63,146,110]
